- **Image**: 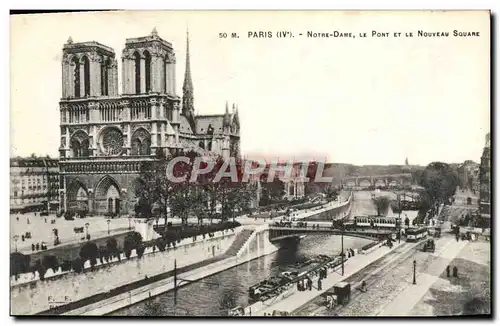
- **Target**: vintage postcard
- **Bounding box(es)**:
[9,10,491,317]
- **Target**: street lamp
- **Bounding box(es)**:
[13,235,19,252]
[128,215,132,230]
[413,259,417,285]
[107,219,111,235]
[85,222,90,239]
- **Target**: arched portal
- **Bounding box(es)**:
[95,176,121,215]
[67,179,88,212]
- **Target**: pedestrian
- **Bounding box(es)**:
[453,266,458,278]
[44,218,47,223]
[446,265,450,277]
[317,278,322,291]
[27,218,30,225]
[35,243,40,251]
[308,278,313,291]
[16,216,19,221]
[31,243,35,251]
[361,281,367,292]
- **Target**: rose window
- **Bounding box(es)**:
[101,128,123,156]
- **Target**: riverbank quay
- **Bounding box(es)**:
[14,198,352,316]
[63,225,280,315]
[249,239,417,316]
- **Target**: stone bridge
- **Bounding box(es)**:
[268,226,393,242]
[341,173,413,187]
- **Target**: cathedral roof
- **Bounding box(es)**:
[195,115,225,134]
[165,121,175,135]
[179,115,194,134]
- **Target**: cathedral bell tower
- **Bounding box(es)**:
[61,37,118,99]
[121,28,177,96]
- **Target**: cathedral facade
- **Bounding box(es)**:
[58,29,241,215]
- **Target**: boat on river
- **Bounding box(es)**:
[248,254,344,303]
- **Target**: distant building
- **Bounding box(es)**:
[458,160,479,191]
[282,163,306,200]
[479,133,491,218]
[10,156,59,212]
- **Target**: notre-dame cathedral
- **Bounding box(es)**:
[58,28,241,215]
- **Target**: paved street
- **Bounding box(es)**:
[11,213,133,254]
[306,234,488,317]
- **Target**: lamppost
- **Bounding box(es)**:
[107,219,111,235]
[128,215,132,230]
[13,235,19,252]
[85,222,90,239]
[413,259,417,285]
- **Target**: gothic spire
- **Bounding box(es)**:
[233,104,240,128]
[182,28,194,116]
[223,101,231,127]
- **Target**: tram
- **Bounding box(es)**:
[353,216,402,229]
[405,227,428,242]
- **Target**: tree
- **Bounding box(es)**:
[34,259,46,281]
[124,231,143,258]
[304,182,322,196]
[41,255,59,273]
[190,185,209,225]
[79,242,99,268]
[72,257,83,273]
[138,149,200,226]
[419,162,459,206]
[10,252,30,278]
[322,185,338,201]
[372,196,390,216]
[137,149,178,225]
[134,197,152,219]
[106,237,119,261]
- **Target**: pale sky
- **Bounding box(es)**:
[10,10,490,165]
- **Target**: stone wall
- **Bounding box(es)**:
[302,195,352,221]
[11,230,239,315]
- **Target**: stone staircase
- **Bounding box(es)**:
[223,229,254,257]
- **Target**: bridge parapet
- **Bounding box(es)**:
[268,226,392,242]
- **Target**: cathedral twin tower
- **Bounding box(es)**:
[62,28,176,100]
[59,28,241,215]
